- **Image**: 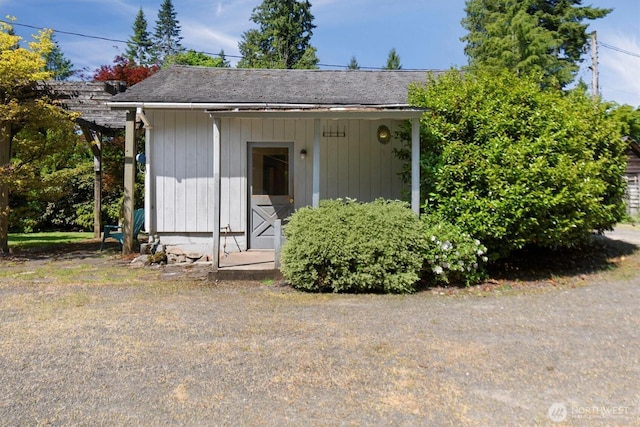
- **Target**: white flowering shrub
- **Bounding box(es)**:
[422,215,488,286]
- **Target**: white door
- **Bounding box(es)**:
[248,144,294,249]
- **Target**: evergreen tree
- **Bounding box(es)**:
[125,7,153,65]
[44,36,74,80]
[217,49,230,68]
[461,0,611,88]
[384,48,402,70]
[347,56,360,70]
[238,0,318,69]
[152,0,183,65]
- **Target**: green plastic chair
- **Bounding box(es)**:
[100,208,145,251]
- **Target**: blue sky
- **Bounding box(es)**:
[2,0,639,106]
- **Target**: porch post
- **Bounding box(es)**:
[122,109,136,254]
[411,118,420,215]
[79,125,102,239]
[93,135,102,239]
[144,124,152,234]
[212,117,222,271]
[312,118,321,207]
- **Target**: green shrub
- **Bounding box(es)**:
[280,199,425,293]
[396,70,627,259]
[422,215,488,286]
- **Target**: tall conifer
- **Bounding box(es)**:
[125,8,153,65]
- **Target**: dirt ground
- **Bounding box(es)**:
[0,231,639,426]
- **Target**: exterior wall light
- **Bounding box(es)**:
[300,148,307,159]
[377,125,391,144]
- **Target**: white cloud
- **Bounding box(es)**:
[180,1,256,63]
[182,22,241,56]
[598,33,640,106]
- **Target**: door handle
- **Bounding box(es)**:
[289,198,294,204]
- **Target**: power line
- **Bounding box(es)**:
[2,19,130,44]
[1,19,419,71]
[5,18,640,68]
[599,41,640,59]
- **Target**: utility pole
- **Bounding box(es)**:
[591,31,599,98]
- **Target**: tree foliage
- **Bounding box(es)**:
[0,19,79,252]
[93,55,160,86]
[165,49,230,68]
[347,56,360,70]
[609,104,640,143]
[125,7,153,66]
[384,48,402,70]
[9,137,92,232]
[396,70,627,258]
[44,35,74,80]
[238,0,318,69]
[461,0,611,88]
[152,0,183,65]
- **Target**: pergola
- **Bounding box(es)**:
[49,81,129,239]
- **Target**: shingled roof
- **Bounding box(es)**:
[110,66,436,107]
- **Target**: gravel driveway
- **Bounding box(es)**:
[0,231,639,426]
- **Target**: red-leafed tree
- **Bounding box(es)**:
[92,55,159,86]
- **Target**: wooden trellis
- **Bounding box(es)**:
[48,81,128,238]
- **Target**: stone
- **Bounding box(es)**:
[166,247,184,256]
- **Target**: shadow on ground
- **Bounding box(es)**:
[3,239,121,262]
[487,235,638,283]
[3,234,639,287]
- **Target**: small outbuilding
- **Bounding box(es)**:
[624,137,640,216]
[108,66,432,268]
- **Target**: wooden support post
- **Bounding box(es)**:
[312,118,321,208]
[80,125,102,239]
[144,124,152,236]
[591,31,599,98]
[274,219,282,269]
[411,118,421,215]
[93,146,102,239]
[212,117,221,271]
[122,109,136,254]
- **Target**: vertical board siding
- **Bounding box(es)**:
[151,110,213,233]
[148,111,162,230]
[174,111,187,231]
[348,120,360,197]
[199,112,213,231]
[163,112,176,230]
[337,121,350,197]
[219,117,231,231]
[358,120,371,202]
[319,119,406,202]
[150,113,407,241]
[297,120,312,208]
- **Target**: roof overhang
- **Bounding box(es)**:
[107,102,425,120]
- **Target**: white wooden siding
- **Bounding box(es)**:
[626,175,640,216]
[148,110,214,233]
[146,112,408,246]
[319,119,405,201]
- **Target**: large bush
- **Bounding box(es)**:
[280,199,425,293]
[397,70,627,258]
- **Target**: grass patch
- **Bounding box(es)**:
[8,232,94,249]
